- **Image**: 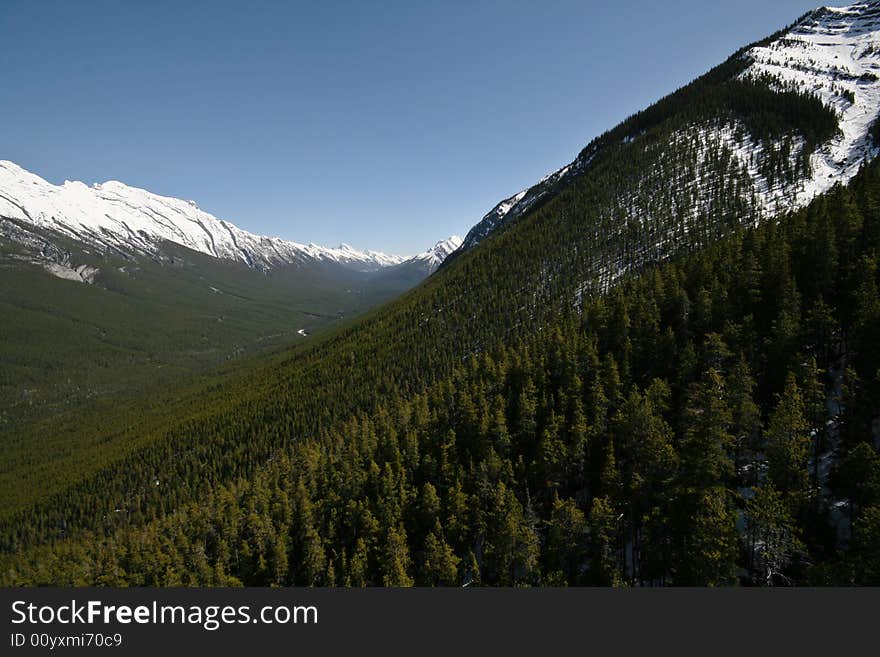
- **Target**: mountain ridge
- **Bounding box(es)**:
[453,0,880,258]
[0,159,457,275]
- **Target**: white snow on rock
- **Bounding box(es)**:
[739,0,880,205]
[42,262,99,284]
[403,235,463,273]
[460,1,880,253]
[0,160,407,272]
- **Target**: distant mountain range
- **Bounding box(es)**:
[0,160,460,444]
[0,159,458,281]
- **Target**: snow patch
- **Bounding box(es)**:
[739,0,880,204]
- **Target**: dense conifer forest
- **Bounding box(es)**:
[3,149,880,587]
[0,234,432,511]
[2,32,879,585]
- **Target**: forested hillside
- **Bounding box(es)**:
[0,160,457,489]
[5,153,880,586]
[3,6,880,586]
[0,224,434,511]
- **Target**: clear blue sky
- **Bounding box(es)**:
[2,0,819,255]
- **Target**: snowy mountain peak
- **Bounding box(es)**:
[393,235,463,275]
[458,1,880,254]
[735,0,880,205]
[0,160,413,273]
[425,235,463,260]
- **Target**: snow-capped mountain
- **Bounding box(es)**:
[401,235,463,274]
[370,236,463,285]
[737,1,880,203]
[0,160,409,273]
[460,1,880,253]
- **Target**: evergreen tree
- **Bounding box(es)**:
[381,524,413,587]
[421,521,460,586]
[765,374,812,505]
[745,486,804,586]
[545,495,588,585]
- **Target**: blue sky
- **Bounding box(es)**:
[2,0,819,255]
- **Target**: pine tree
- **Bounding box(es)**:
[727,357,762,485]
[381,524,413,587]
[545,495,588,584]
[851,506,880,585]
[421,521,460,586]
[588,496,621,586]
[765,374,811,505]
[347,538,370,587]
[673,487,738,586]
[744,486,804,585]
[800,357,827,489]
[680,369,735,489]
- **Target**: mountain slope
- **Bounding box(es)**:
[7,151,880,587]
[0,233,413,445]
[456,1,880,257]
[3,3,880,586]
